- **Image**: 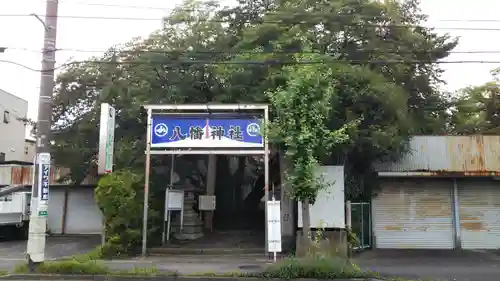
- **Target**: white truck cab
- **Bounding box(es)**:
[0,192,31,239]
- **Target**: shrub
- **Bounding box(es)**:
[13,260,110,275]
[257,256,378,279]
[95,170,144,257]
[69,246,106,262]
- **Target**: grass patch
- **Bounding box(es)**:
[13,260,109,275]
[69,246,105,262]
[10,255,429,281]
[255,255,379,279]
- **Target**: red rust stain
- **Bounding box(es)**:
[7,165,68,185]
[10,167,23,184]
[475,136,485,171]
[384,226,403,231]
[21,167,31,185]
[460,214,480,221]
[461,221,485,231]
[415,197,451,218]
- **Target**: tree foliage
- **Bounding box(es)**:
[94,170,144,256]
[51,0,459,243]
[451,69,500,134]
[268,55,358,204]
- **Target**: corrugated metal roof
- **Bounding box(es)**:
[0,165,72,186]
[374,136,500,173]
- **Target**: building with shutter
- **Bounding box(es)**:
[373,135,500,250]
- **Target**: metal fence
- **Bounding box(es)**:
[350,202,371,249]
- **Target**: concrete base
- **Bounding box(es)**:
[295,229,348,258]
[281,235,295,254]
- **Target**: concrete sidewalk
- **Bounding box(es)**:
[99,255,268,274]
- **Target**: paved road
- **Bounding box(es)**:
[354,250,500,281]
[1,237,500,281]
[0,235,100,270]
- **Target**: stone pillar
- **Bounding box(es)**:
[280,153,295,253]
[172,190,204,241]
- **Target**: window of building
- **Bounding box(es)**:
[0,152,5,162]
[0,195,12,202]
[3,110,10,124]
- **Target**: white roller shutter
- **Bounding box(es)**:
[372,179,454,249]
[64,189,103,234]
[459,180,500,249]
[47,189,65,234]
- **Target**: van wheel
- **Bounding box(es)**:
[17,223,29,240]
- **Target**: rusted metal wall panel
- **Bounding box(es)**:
[0,165,72,186]
[374,136,500,173]
[458,179,500,249]
[372,179,454,249]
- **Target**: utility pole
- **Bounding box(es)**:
[26,0,59,269]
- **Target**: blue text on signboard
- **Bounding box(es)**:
[151,117,263,148]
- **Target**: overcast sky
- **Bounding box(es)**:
[1,0,500,120]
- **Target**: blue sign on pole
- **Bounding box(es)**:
[151,116,263,148]
[40,163,50,201]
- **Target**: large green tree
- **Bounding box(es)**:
[50,0,458,245]
[220,0,456,198]
[450,69,500,134]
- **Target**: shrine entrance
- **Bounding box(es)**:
[140,104,272,256]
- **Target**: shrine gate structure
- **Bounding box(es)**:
[140,104,271,257]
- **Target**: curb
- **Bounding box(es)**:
[0,274,381,281]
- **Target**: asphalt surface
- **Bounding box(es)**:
[353,249,500,281]
[0,235,100,270]
[0,237,499,281]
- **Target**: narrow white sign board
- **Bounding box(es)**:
[164,189,184,244]
[298,165,345,229]
[98,103,116,175]
[267,200,282,255]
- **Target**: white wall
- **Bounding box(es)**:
[298,165,346,229]
[24,140,36,162]
[0,89,28,161]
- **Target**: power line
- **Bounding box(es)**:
[5,47,500,55]
[17,3,500,23]
[3,58,500,73]
[54,0,170,10]
[3,14,500,31]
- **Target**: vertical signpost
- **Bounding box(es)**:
[141,104,275,258]
[267,198,282,262]
[98,103,116,175]
[97,103,116,246]
[26,152,51,264]
[37,153,50,217]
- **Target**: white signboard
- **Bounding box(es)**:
[198,195,216,211]
[98,103,116,175]
[267,200,282,253]
[165,189,184,212]
[298,166,345,229]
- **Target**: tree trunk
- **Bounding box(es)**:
[204,155,216,232]
[301,199,312,254]
[233,157,246,213]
